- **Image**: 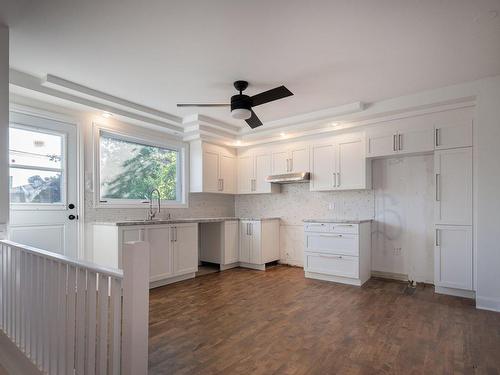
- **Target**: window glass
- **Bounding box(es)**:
[99,133,179,202]
[9,127,64,204]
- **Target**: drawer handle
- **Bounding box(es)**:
[319,254,344,259]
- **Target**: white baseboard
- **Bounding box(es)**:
[239,262,266,271]
[220,262,239,271]
[435,286,475,299]
[279,259,303,267]
[304,271,363,286]
[371,270,408,282]
[476,295,500,312]
[149,272,195,289]
[0,330,41,375]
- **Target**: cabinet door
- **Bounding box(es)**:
[290,146,309,172]
[249,222,262,265]
[366,130,398,158]
[336,136,366,190]
[203,150,220,193]
[223,221,239,264]
[271,149,289,174]
[310,143,335,191]
[434,225,472,290]
[398,126,434,155]
[146,226,173,282]
[254,152,272,193]
[173,224,198,275]
[220,153,236,193]
[435,148,472,225]
[237,154,254,194]
[239,222,251,263]
[435,121,473,150]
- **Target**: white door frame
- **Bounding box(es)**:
[9,103,85,258]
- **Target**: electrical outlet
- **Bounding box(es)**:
[394,247,402,255]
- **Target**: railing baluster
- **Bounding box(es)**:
[97,274,110,375]
[110,277,122,375]
[75,267,86,375]
[66,265,77,375]
[86,271,97,375]
[57,262,67,375]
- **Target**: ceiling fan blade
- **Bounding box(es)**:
[245,110,263,129]
[251,86,293,107]
[177,103,230,107]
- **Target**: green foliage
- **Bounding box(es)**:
[102,139,178,200]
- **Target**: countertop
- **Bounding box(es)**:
[303,218,373,224]
[94,217,281,226]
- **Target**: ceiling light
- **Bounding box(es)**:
[235,140,242,146]
[330,122,340,127]
[280,132,286,138]
[231,108,251,120]
[102,112,113,118]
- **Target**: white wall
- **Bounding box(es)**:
[475,77,500,312]
[235,184,374,265]
[0,26,8,238]
[371,155,434,283]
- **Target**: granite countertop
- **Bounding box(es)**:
[303,218,373,224]
[94,217,281,226]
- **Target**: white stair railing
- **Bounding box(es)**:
[0,239,150,375]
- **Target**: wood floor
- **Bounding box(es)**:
[148,266,500,375]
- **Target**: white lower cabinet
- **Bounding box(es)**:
[434,225,472,292]
[92,223,198,288]
[239,219,280,270]
[222,220,239,266]
[303,221,371,286]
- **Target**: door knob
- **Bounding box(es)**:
[68,203,75,209]
[68,214,77,220]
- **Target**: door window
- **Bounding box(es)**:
[9,127,65,205]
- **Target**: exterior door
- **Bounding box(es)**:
[8,112,79,257]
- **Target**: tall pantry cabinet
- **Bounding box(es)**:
[433,119,474,296]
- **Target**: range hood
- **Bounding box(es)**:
[266,172,310,184]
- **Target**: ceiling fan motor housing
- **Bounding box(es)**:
[230,94,252,119]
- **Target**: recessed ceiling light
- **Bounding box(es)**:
[235,140,242,146]
[330,122,340,127]
[102,112,113,118]
[280,132,286,138]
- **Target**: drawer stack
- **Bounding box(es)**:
[303,221,372,286]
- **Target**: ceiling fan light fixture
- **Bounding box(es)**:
[231,108,252,120]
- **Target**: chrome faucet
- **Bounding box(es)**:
[147,188,161,221]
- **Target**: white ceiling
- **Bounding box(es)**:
[4,0,500,128]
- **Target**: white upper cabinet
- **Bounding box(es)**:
[271,144,309,174]
[237,153,254,194]
[434,225,472,291]
[366,123,434,158]
[237,149,279,194]
[310,142,336,191]
[310,133,370,191]
[435,147,472,225]
[434,116,473,150]
[190,141,236,194]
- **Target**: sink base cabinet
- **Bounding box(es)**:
[304,222,371,286]
[92,223,199,288]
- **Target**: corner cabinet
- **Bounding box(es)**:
[310,133,371,191]
[190,141,236,194]
[92,223,199,288]
[239,219,280,270]
[237,150,280,194]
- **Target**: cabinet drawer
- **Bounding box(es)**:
[305,233,359,256]
[304,222,330,232]
[305,252,359,278]
[330,223,359,234]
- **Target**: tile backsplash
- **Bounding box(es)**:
[235,183,374,226]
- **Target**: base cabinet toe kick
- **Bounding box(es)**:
[303,221,372,286]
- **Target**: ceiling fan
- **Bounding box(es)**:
[177,80,293,129]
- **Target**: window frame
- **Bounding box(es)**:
[93,123,188,209]
[9,123,68,210]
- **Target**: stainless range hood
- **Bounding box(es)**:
[265,172,310,184]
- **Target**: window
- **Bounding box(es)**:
[9,127,65,204]
[98,130,183,205]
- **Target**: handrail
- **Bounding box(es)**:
[0,239,123,279]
